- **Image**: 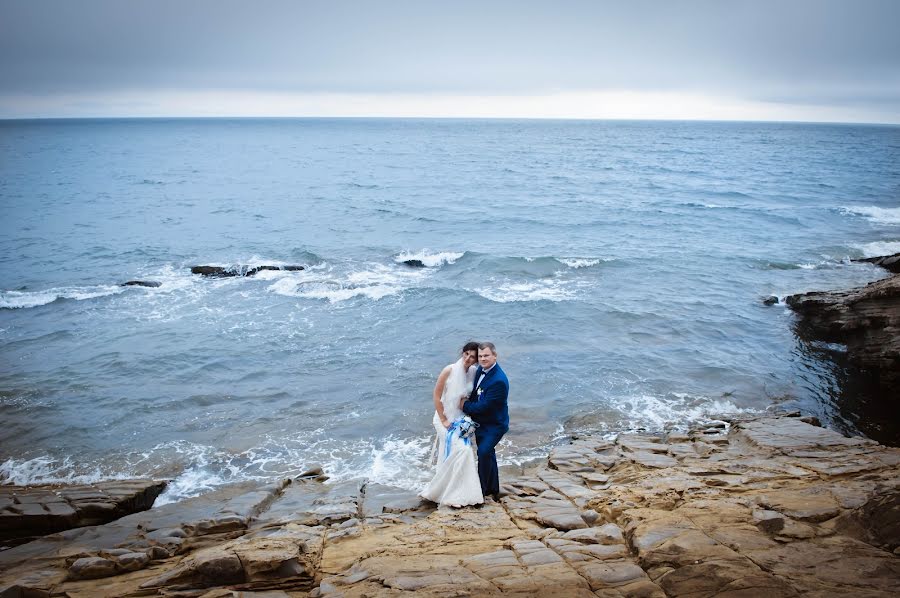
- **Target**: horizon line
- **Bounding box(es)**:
[3,89,897,125]
[2,115,898,127]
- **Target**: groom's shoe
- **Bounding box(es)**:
[491,493,501,502]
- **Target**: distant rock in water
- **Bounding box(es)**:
[763,295,779,305]
[190,265,305,278]
[401,259,426,268]
[852,252,900,274]
[120,280,161,288]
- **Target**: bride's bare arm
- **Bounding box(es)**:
[433,366,452,429]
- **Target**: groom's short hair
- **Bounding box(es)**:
[479,342,497,355]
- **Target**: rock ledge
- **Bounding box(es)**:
[1,417,897,597]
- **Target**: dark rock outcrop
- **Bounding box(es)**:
[853,252,900,274]
[0,479,166,547]
[120,280,161,288]
[401,259,426,268]
[786,273,899,390]
[190,265,305,278]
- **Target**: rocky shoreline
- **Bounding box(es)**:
[786,258,899,390]
[786,252,900,445]
[1,254,898,596]
[1,413,898,597]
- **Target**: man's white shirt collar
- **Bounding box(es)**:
[477,364,495,387]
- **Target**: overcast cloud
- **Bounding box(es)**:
[1,0,898,121]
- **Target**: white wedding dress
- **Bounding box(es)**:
[419,358,483,507]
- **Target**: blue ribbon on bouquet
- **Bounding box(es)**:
[444,416,478,459]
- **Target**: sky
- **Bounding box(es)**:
[1,0,899,123]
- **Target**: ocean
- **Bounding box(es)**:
[1,118,898,503]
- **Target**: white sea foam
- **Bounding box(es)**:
[323,435,433,490]
[394,250,464,267]
[139,264,201,291]
[841,206,900,225]
[0,285,125,309]
[557,258,605,268]
[155,433,435,503]
[852,240,900,257]
[0,455,133,485]
[473,279,577,303]
[136,439,301,505]
[610,393,761,433]
[269,262,427,303]
[151,442,240,506]
[154,468,231,506]
[252,269,293,280]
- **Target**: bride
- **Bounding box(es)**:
[420,342,484,507]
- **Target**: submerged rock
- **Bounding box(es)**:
[120,280,161,288]
[190,265,305,277]
[763,295,779,305]
[401,259,426,268]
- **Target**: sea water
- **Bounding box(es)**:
[1,118,898,503]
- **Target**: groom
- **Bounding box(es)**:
[460,342,509,500]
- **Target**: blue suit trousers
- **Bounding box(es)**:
[475,425,507,497]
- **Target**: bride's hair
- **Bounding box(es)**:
[461,341,479,354]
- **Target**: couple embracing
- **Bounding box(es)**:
[420,341,509,508]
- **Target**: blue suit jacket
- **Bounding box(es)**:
[462,363,509,431]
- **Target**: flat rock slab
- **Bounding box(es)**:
[0,481,284,575]
[734,418,874,453]
[361,483,434,518]
[754,488,842,523]
[627,451,679,469]
[0,479,166,546]
[251,479,361,529]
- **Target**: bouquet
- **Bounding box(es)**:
[455,415,479,439]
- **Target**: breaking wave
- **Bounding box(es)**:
[394,249,464,267]
[841,206,900,225]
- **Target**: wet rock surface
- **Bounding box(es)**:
[853,252,900,274]
[786,272,899,387]
[1,415,898,596]
[786,266,900,444]
[191,265,306,277]
[0,479,166,547]
[120,280,162,287]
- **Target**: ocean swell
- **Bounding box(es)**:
[0,285,126,310]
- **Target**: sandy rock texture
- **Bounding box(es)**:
[1,415,898,597]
